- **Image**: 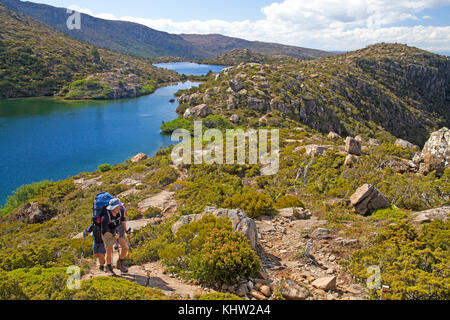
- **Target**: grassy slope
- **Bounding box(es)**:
[0,4,180,99]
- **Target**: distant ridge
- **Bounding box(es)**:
[0,0,334,60]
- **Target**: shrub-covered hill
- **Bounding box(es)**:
[0,5,180,99]
[0,120,448,300]
[200,49,299,66]
[175,43,449,146]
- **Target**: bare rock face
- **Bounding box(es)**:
[350,184,391,216]
[411,207,449,224]
[412,127,450,177]
[131,152,148,163]
[229,78,245,92]
[247,97,269,112]
[230,114,240,124]
[327,131,341,140]
[304,144,332,157]
[345,137,362,156]
[183,104,212,119]
[278,207,312,220]
[171,207,258,249]
[13,202,57,224]
[395,138,419,150]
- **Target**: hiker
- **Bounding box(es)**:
[101,198,129,275]
[83,223,106,272]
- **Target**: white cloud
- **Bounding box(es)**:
[68,1,450,54]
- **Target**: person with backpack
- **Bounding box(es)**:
[101,198,129,275]
[83,223,106,272]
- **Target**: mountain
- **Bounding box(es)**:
[174,43,450,146]
[0,4,180,99]
[0,0,333,60]
[181,34,334,60]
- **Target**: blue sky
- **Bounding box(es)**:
[28,0,450,54]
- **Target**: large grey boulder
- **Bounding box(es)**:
[171,207,258,249]
[412,127,450,177]
[229,78,245,92]
[395,138,419,150]
[411,207,449,224]
[350,184,391,216]
[183,104,212,119]
[345,137,362,156]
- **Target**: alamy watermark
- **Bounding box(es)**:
[171,121,280,175]
[66,9,81,30]
[66,265,81,290]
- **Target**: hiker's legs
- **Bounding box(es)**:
[102,233,116,265]
[118,237,129,260]
[97,254,105,265]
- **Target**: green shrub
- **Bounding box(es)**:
[223,188,274,218]
[274,195,305,209]
[0,181,51,216]
[189,228,261,285]
[368,206,408,223]
[0,270,28,300]
[195,293,243,300]
[73,277,166,300]
[144,166,179,189]
[349,221,450,300]
[98,164,112,172]
[5,267,75,300]
[161,118,194,135]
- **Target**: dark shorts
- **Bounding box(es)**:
[93,242,106,255]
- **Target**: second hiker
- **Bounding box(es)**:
[101,198,129,275]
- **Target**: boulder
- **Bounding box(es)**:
[345,137,362,156]
[395,138,419,150]
[235,283,249,297]
[304,144,332,157]
[312,276,337,291]
[344,154,356,167]
[368,138,380,146]
[412,127,450,177]
[327,131,341,140]
[311,228,331,239]
[355,135,364,143]
[226,96,238,110]
[13,202,57,224]
[380,156,412,174]
[278,207,312,220]
[350,184,391,216]
[280,279,310,300]
[230,114,240,124]
[184,104,212,119]
[130,152,148,163]
[171,207,258,249]
[412,207,449,224]
[247,97,269,112]
[259,285,272,297]
[229,78,245,92]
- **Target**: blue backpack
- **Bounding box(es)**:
[93,192,113,225]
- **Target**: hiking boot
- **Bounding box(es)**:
[106,265,116,276]
[116,259,128,274]
[99,265,105,272]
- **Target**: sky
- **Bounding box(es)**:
[28,0,450,55]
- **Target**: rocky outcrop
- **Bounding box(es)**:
[304,144,332,157]
[345,137,362,156]
[395,139,419,150]
[411,207,449,224]
[229,78,245,92]
[327,131,341,140]
[171,207,258,249]
[230,114,240,124]
[131,152,148,163]
[350,184,391,216]
[247,97,269,112]
[13,202,57,224]
[183,104,212,119]
[412,127,450,177]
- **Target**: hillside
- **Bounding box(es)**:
[200,49,299,66]
[175,43,450,146]
[0,0,333,60]
[0,5,180,99]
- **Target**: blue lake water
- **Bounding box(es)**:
[153,62,226,76]
[0,63,226,205]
